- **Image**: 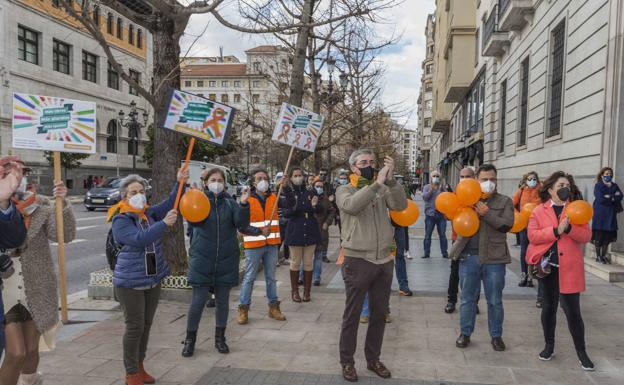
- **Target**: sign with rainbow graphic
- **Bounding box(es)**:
[163,90,235,147]
[272,103,323,153]
[12,92,97,154]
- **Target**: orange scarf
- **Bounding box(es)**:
[107,199,149,223]
[11,193,37,229]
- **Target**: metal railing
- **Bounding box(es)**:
[482,4,499,51]
[499,0,510,16]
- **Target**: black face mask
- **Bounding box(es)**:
[556,187,571,202]
[358,166,375,181]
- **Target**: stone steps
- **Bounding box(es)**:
[584,252,624,282]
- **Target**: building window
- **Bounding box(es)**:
[234,94,241,103]
[93,6,100,26]
[547,20,566,138]
[222,80,229,87]
[208,80,216,87]
[477,75,485,130]
[253,62,260,72]
[107,13,113,34]
[221,94,229,103]
[107,62,119,90]
[106,120,118,153]
[425,100,432,111]
[117,17,123,39]
[18,26,39,65]
[425,82,433,92]
[137,29,142,49]
[425,64,433,75]
[128,24,134,45]
[208,93,216,100]
[82,51,97,83]
[518,56,530,147]
[129,69,140,95]
[252,80,261,88]
[424,118,431,127]
[234,80,241,87]
[196,80,204,87]
[184,80,192,87]
[499,80,507,153]
[53,39,70,74]
[252,94,260,103]
[474,29,479,67]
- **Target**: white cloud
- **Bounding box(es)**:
[180,0,436,127]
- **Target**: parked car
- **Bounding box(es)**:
[84,176,152,211]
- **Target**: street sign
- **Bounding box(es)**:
[272,102,324,153]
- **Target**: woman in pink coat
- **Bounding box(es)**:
[526,171,594,371]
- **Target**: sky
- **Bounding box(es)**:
[180,0,436,129]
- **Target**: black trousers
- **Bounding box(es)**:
[541,267,586,352]
[448,258,480,304]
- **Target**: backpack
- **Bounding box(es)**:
[105,227,123,271]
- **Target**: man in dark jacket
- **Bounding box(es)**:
[450,164,514,352]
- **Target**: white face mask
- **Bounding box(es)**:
[128,193,147,210]
[256,180,269,193]
[292,176,304,186]
[16,177,27,194]
[480,180,496,194]
[338,178,348,185]
[207,182,224,195]
[315,187,324,195]
[527,179,538,188]
[432,176,440,184]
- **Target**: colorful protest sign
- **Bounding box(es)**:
[272,103,324,153]
[12,92,97,154]
[163,90,235,147]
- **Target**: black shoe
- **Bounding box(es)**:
[518,273,528,287]
[367,361,391,379]
[444,302,456,314]
[206,297,216,308]
[181,331,197,357]
[322,256,331,263]
[527,279,534,288]
[442,254,449,259]
[456,334,470,348]
[399,288,413,296]
[313,281,320,286]
[342,364,358,382]
[578,350,595,371]
[539,344,554,361]
[215,327,229,354]
[491,336,506,351]
[421,254,430,259]
[536,298,543,308]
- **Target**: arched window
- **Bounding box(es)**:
[106,120,118,153]
[128,25,134,45]
[117,17,123,39]
[137,29,143,49]
[107,13,113,34]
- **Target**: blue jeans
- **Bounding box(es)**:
[187,285,231,330]
[424,213,448,257]
[361,294,369,317]
[459,254,506,337]
[394,227,409,291]
[239,245,279,306]
[300,248,325,283]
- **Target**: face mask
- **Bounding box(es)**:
[207,182,224,194]
[527,179,538,188]
[128,193,147,210]
[432,177,440,184]
[16,177,27,194]
[358,166,375,181]
[338,178,348,185]
[556,187,571,202]
[480,180,496,194]
[315,187,324,195]
[292,176,304,186]
[256,180,269,193]
[603,175,613,183]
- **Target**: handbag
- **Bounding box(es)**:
[529,250,554,279]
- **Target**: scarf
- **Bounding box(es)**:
[107,199,149,223]
[350,174,373,189]
[11,192,38,229]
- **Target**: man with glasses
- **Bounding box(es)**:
[422,171,449,259]
[336,149,406,382]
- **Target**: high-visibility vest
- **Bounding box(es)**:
[243,194,281,249]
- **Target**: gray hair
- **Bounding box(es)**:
[119,174,148,199]
[348,149,374,166]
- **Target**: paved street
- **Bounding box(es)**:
[38,195,624,385]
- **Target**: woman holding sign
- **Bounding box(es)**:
[0,171,75,385]
[181,168,250,357]
[109,170,185,385]
[526,171,594,371]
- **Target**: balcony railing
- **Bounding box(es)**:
[482,5,499,52]
[498,0,535,31]
[482,4,510,57]
[499,0,510,16]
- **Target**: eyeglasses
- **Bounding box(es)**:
[355,160,376,167]
[527,178,537,182]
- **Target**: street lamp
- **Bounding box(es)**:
[321,56,347,172]
[118,100,149,174]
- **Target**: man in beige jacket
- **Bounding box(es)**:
[336,149,407,382]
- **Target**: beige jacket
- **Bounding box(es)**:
[336,179,407,264]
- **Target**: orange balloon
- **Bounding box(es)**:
[179,189,211,223]
[565,200,593,225]
[521,202,538,216]
[390,199,420,227]
[452,208,480,237]
[510,211,530,233]
[435,192,461,218]
[456,179,482,206]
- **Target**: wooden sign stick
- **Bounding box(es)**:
[53,151,69,324]
[173,137,195,210]
[267,146,295,228]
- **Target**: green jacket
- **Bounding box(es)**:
[336,179,407,264]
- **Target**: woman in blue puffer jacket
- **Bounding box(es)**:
[181,168,250,358]
[110,170,184,385]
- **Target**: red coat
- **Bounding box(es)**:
[526,201,591,294]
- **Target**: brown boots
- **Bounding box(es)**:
[268,301,287,321]
[290,270,302,302]
[125,372,144,385]
[237,304,249,325]
[302,270,313,302]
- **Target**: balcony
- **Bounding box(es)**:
[482,5,510,57]
[432,118,450,133]
[498,0,534,31]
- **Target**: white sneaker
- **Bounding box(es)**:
[18,373,43,385]
[405,251,413,260]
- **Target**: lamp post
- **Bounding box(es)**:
[244,136,251,175]
[321,56,348,172]
[118,100,149,174]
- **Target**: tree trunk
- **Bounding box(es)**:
[151,14,190,275]
[288,0,315,108]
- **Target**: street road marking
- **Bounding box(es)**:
[51,239,87,246]
[76,216,106,222]
[76,225,100,231]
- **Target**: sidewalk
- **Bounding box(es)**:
[39,205,624,385]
